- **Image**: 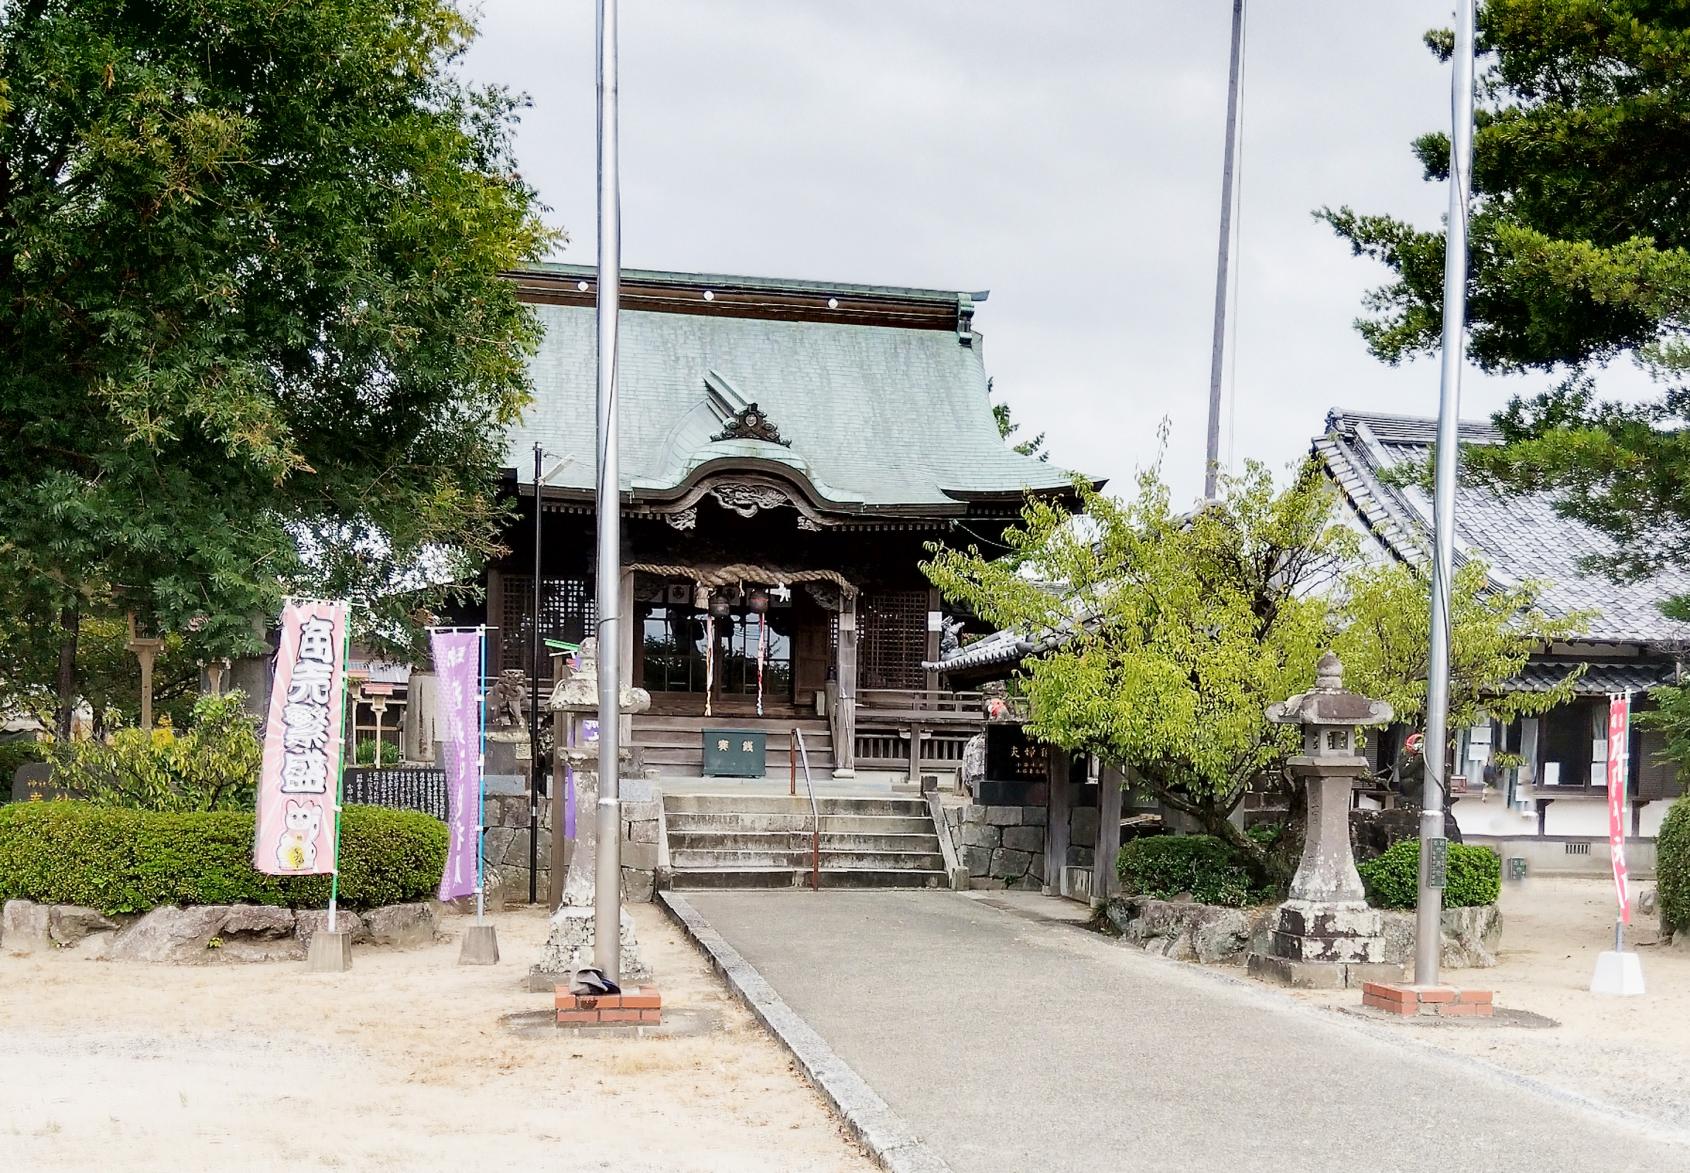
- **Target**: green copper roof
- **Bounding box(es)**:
[506,275,1077,511]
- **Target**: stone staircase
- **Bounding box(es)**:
[663,793,948,889]
[632,715,836,775]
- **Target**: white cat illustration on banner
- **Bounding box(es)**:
[275,799,323,872]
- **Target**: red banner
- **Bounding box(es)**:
[254,600,349,876]
[1607,693,1631,925]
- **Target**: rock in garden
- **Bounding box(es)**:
[3,900,53,954]
[364,902,438,948]
[106,906,235,964]
[48,904,120,948]
[294,908,369,947]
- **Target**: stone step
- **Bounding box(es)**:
[664,812,937,836]
[669,847,947,871]
[662,794,927,817]
[667,866,949,891]
[639,745,837,770]
[632,726,832,747]
[635,715,832,731]
[667,830,941,854]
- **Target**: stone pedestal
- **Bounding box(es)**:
[459,922,500,965]
[306,928,352,973]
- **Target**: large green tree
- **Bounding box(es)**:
[0,1,553,732]
[924,462,1580,877]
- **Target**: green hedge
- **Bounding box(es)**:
[1658,796,1690,934]
[1115,835,1268,908]
[0,801,445,915]
[1357,838,1500,909]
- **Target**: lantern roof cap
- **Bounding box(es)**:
[1265,651,1394,728]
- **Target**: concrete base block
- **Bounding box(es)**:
[1590,949,1646,996]
[459,923,500,965]
[306,929,352,973]
[1247,952,1403,990]
[948,866,970,892]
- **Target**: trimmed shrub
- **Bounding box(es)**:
[1657,796,1690,935]
[1357,837,1500,909]
[0,801,445,914]
[1115,835,1268,908]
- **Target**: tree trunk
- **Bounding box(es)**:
[53,604,78,740]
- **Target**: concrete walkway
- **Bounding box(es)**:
[683,889,1689,1173]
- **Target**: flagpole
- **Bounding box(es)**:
[1203,0,1245,500]
[592,0,625,983]
[476,624,488,926]
[1416,0,1477,989]
[328,603,351,936]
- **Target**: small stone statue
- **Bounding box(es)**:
[488,669,527,730]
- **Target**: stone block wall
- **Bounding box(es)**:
[482,793,551,908]
[956,803,1048,890]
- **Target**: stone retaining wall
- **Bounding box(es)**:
[1,898,441,963]
[954,803,1047,889]
[482,778,661,905]
[1105,896,1503,968]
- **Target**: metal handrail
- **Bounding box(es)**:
[793,726,821,891]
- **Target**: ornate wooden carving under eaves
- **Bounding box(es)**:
[664,506,698,531]
[711,402,791,447]
[709,482,792,519]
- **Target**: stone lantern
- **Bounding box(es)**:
[1247,651,1401,989]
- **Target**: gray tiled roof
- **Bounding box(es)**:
[504,270,1075,509]
[1318,409,1690,644]
[1504,660,1676,696]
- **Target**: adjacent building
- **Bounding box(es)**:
[1316,409,1687,860]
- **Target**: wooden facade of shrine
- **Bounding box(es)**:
[465,264,1083,774]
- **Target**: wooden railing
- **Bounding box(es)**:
[858,688,984,716]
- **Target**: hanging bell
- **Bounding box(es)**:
[707,590,733,619]
[747,586,770,614]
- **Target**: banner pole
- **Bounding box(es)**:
[476,625,488,926]
[328,604,352,935]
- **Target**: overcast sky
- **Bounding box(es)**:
[462,1,1645,505]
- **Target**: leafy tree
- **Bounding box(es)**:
[1321,1,1690,373]
[924,461,1580,879]
[48,689,262,811]
[0,1,554,732]
[989,378,1047,461]
[1,613,204,731]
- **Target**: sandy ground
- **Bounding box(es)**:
[0,903,874,1173]
[1289,876,1690,1131]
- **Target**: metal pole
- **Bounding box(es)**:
[1203,0,1245,500]
[1416,0,1477,988]
[592,0,624,983]
[530,443,544,904]
[475,626,488,925]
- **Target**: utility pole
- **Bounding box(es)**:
[592,0,624,982]
[1417,0,1477,988]
[529,442,544,905]
[1203,0,1245,500]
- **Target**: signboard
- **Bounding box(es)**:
[341,767,448,820]
[254,600,349,877]
[1607,693,1632,925]
[9,761,68,804]
[1426,837,1449,889]
[432,629,483,901]
[984,723,1049,783]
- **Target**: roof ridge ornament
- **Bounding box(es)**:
[711,401,792,447]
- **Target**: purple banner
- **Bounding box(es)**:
[431,630,482,900]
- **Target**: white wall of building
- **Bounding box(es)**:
[1639,800,1674,839]
[1542,798,1610,838]
[1450,792,1538,838]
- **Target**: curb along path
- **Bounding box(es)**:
[659,892,953,1173]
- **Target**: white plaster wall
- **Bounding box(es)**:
[1450,793,1538,838]
[1542,799,1609,838]
[1638,800,1673,839]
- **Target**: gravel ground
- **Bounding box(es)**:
[0,902,874,1173]
[1287,875,1690,1132]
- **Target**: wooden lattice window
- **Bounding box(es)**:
[858,588,928,691]
[500,575,596,682]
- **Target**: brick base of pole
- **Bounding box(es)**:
[1362,981,1493,1018]
[555,985,662,1026]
